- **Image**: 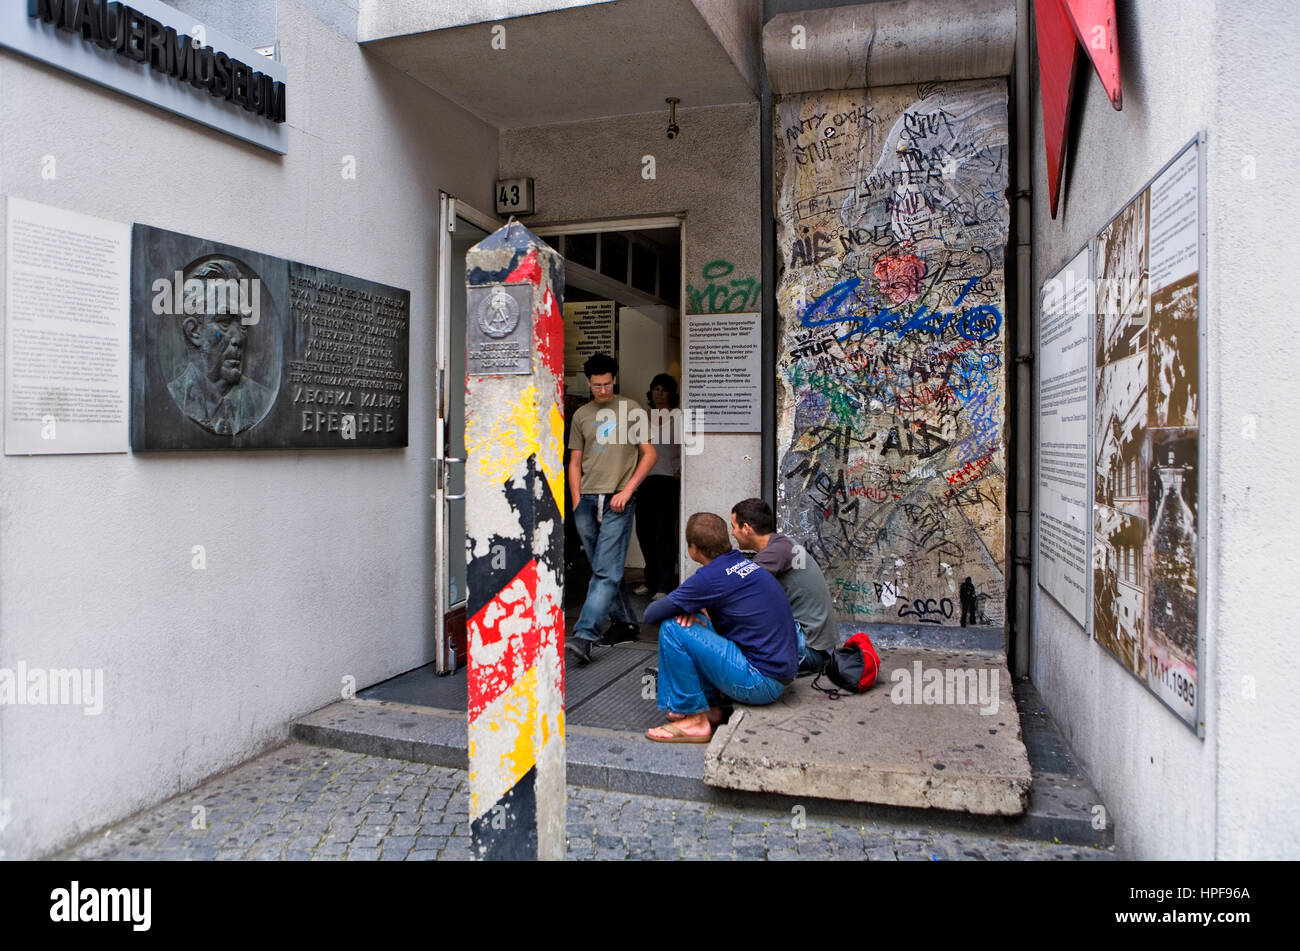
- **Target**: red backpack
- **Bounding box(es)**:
[811,632,881,698]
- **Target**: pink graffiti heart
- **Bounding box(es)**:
[873,253,927,306]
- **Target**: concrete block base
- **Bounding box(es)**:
[703,648,1031,816]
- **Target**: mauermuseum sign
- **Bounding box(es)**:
[1,0,288,152]
[131,225,409,450]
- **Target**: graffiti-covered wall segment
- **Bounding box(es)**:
[774,81,1010,625]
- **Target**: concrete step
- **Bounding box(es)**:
[704,648,1029,816]
[291,666,1113,847]
[1014,677,1116,847]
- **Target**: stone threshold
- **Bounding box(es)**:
[291,670,1113,847]
[706,648,1028,816]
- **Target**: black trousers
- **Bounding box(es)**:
[635,474,680,594]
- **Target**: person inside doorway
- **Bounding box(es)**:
[633,373,681,600]
[566,353,657,665]
[642,513,797,743]
[729,498,842,674]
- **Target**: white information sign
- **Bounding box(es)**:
[4,197,130,454]
[1037,246,1093,626]
[683,312,761,433]
[1148,145,1200,292]
[563,300,615,374]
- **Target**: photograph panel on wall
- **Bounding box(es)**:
[1149,272,1198,430]
[1090,138,1201,730]
[1092,503,1149,678]
[1093,189,1148,370]
[1094,350,1148,517]
[1093,188,1149,522]
[1145,427,1198,717]
[1141,139,1202,725]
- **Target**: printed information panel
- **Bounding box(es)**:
[563,300,614,372]
[4,197,130,455]
[1037,246,1093,627]
[683,312,761,432]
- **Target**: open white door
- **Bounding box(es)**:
[433,193,501,673]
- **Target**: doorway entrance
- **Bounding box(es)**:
[535,219,684,625]
[365,212,685,735]
[543,219,685,731]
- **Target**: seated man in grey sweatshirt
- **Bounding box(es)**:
[729,498,842,674]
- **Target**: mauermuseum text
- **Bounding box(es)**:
[29,0,287,123]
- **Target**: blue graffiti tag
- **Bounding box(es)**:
[799,276,1000,342]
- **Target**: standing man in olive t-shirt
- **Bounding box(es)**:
[567,353,657,664]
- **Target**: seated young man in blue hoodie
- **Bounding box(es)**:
[642,512,798,743]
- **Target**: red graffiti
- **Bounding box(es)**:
[872,251,926,305]
[539,288,564,403]
[944,453,993,488]
[895,382,953,412]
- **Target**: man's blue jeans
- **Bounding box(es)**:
[655,613,787,714]
[794,621,830,673]
[573,493,637,642]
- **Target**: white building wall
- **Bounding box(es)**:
[0,0,497,859]
[1203,0,1300,860]
[1030,0,1300,858]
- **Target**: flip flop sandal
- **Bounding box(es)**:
[668,709,726,724]
[645,722,712,744]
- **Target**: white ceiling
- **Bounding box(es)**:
[360,0,759,130]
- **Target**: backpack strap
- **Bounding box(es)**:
[810,666,841,700]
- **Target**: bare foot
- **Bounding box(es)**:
[666,706,723,724]
[647,712,712,740]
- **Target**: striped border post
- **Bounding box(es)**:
[464,222,565,860]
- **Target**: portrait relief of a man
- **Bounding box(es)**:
[166,259,275,436]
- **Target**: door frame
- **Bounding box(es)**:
[433,193,503,673]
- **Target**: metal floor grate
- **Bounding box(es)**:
[567,665,665,732]
[359,663,467,708]
[357,640,658,715]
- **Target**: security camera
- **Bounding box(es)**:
[665,97,680,141]
[666,122,680,140]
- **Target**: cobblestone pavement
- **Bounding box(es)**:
[56,743,1114,861]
